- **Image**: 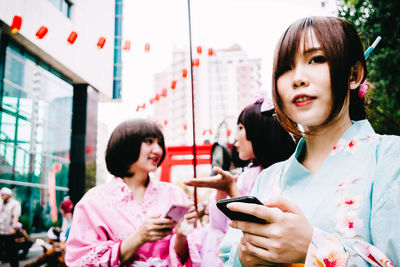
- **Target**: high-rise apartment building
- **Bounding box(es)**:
[153,44,261,146]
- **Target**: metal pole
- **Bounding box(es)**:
[186,0,198,213]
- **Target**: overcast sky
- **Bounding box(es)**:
[99,0,336,130]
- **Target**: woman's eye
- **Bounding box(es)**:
[310,56,326,64]
[144,138,153,143]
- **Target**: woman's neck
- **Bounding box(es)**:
[301,114,352,174]
[123,171,149,203]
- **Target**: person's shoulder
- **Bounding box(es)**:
[259,160,288,178]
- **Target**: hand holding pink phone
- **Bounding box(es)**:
[164,204,191,223]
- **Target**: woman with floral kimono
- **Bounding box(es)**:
[65,119,200,266]
[221,16,399,266]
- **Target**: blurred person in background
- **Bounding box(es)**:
[0,187,21,267]
[185,99,296,266]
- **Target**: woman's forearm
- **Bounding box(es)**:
[119,232,144,265]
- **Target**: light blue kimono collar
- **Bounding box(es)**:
[283,120,375,187]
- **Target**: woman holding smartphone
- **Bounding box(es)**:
[185,100,296,266]
[223,16,399,266]
[65,119,200,266]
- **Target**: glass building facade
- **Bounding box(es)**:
[0,43,73,232]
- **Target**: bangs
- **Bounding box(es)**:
[276,19,315,78]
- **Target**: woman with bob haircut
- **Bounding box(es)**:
[65,119,201,266]
[221,16,399,266]
[185,99,296,266]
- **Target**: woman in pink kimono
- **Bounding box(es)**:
[65,119,200,266]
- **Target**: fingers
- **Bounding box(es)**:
[184,176,222,188]
[213,166,232,178]
[264,196,301,214]
[227,202,281,223]
[242,236,277,263]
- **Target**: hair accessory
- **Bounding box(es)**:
[260,97,274,113]
[358,80,368,99]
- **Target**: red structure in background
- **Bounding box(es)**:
[160,144,212,182]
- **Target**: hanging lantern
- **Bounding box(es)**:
[202,130,207,136]
[97,37,106,49]
[182,69,188,79]
[150,98,154,105]
[161,88,168,97]
[209,129,213,135]
[193,58,200,67]
[183,124,188,131]
[35,26,48,39]
[141,103,146,109]
[171,80,177,90]
[144,42,150,53]
[123,40,131,51]
[164,120,168,126]
[197,45,202,55]
[226,129,232,137]
[136,106,140,112]
[67,31,78,44]
[155,93,160,101]
[208,48,214,56]
[11,15,22,34]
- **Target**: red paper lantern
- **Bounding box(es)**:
[164,120,168,126]
[209,129,213,135]
[208,48,214,56]
[35,26,48,39]
[67,31,78,44]
[141,103,146,109]
[123,40,131,51]
[11,15,22,34]
[193,58,200,67]
[161,88,168,97]
[150,98,154,105]
[136,106,140,112]
[226,129,232,137]
[171,80,177,90]
[202,130,207,136]
[144,43,150,53]
[155,93,160,101]
[183,124,187,131]
[182,69,188,78]
[197,45,202,55]
[97,37,106,49]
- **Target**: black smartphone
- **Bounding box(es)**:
[216,196,266,224]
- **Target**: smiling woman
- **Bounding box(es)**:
[65,119,201,266]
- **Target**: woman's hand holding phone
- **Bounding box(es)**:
[137,214,176,244]
[228,196,313,264]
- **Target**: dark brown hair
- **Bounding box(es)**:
[237,100,296,168]
[272,16,367,136]
[105,119,166,178]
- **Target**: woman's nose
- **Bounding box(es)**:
[152,143,163,154]
[292,66,310,89]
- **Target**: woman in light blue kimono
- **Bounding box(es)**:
[219,16,399,266]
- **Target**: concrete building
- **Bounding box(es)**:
[0,0,119,232]
[153,44,262,146]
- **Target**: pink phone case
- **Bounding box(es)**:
[165,205,190,222]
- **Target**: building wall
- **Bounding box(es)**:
[0,0,115,97]
[0,0,116,232]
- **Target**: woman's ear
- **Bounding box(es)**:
[349,61,365,90]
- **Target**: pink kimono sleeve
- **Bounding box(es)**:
[65,201,122,267]
[167,186,202,267]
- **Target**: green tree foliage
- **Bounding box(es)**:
[338,0,400,135]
